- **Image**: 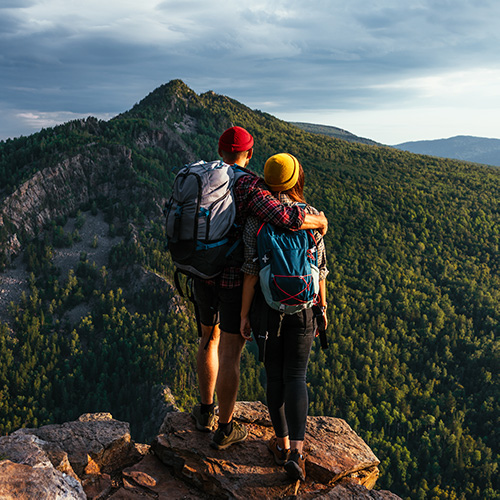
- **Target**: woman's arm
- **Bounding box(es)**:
[318,279,328,332]
[240,273,259,341]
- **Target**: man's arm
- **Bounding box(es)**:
[242,177,328,232]
[300,211,328,236]
[240,273,258,341]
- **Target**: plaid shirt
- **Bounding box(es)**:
[210,169,305,288]
[242,193,328,280]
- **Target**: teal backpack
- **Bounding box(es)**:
[253,216,327,361]
[255,217,320,315]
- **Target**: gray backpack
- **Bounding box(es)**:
[165,160,247,281]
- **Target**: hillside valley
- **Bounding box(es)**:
[0,210,120,326]
[0,80,499,500]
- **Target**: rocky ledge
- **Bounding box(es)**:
[0,402,402,499]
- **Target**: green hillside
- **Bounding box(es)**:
[0,80,498,499]
[291,121,380,146]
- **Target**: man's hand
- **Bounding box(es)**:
[240,315,253,341]
[300,211,328,235]
[317,211,328,236]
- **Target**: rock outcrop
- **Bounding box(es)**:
[0,144,158,265]
[0,404,402,499]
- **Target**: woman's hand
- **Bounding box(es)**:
[315,309,328,337]
[240,315,253,341]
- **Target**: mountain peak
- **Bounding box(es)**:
[119,79,200,121]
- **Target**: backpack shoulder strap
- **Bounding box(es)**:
[230,164,251,183]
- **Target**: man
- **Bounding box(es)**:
[191,126,328,450]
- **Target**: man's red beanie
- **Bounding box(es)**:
[218,126,254,152]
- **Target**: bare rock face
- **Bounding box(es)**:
[0,405,402,499]
[12,412,134,477]
[0,144,157,264]
[109,453,202,499]
[0,432,85,499]
[152,401,401,499]
[1,147,130,234]
[0,460,85,500]
[318,479,404,499]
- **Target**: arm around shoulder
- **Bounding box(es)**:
[245,179,305,230]
[300,211,328,235]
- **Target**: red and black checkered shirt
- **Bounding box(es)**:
[210,169,305,288]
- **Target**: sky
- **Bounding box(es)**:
[1,0,500,145]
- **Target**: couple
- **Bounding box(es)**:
[190,126,328,482]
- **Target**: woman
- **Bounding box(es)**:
[240,153,328,481]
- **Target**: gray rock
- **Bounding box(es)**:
[13,412,133,477]
[0,460,85,499]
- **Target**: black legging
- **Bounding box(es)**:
[264,308,315,441]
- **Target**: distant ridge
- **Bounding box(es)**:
[394,135,500,167]
[291,122,381,146]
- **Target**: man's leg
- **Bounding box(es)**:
[210,329,248,449]
[206,285,248,449]
[191,279,221,431]
[216,330,246,424]
[197,323,221,406]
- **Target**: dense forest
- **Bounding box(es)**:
[0,80,498,499]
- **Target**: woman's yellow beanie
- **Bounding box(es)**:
[264,153,300,192]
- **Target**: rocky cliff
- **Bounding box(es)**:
[0,402,401,499]
[0,144,153,264]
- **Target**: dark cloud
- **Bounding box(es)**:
[1,0,499,142]
[0,12,24,35]
[0,0,36,8]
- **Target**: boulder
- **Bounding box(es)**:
[0,431,78,479]
[152,401,400,499]
[0,406,402,499]
[305,416,380,485]
[0,460,85,499]
[12,412,134,477]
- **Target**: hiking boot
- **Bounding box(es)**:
[267,436,290,465]
[285,449,306,481]
[210,421,248,450]
[191,404,216,432]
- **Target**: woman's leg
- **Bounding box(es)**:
[264,317,289,440]
[282,309,315,443]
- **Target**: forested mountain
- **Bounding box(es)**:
[291,122,380,146]
[394,135,500,167]
[0,79,499,500]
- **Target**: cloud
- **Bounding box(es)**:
[1,0,500,142]
[0,0,35,9]
[0,103,115,139]
[370,68,500,105]
[16,110,113,129]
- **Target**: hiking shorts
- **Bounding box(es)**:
[192,279,242,334]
